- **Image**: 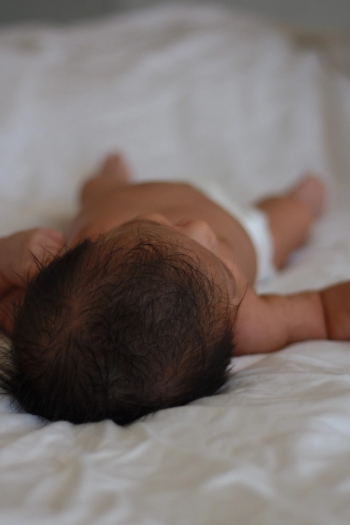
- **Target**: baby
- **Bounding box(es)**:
[0,154,349,426]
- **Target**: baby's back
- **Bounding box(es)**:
[67,181,257,282]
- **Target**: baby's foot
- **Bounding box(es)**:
[80,154,132,205]
[288,174,326,218]
[94,154,131,185]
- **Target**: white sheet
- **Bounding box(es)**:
[0,5,350,524]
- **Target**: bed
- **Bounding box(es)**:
[0,4,350,524]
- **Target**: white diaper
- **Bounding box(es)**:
[198,181,275,283]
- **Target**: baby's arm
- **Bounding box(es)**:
[234,282,350,355]
[0,228,64,333]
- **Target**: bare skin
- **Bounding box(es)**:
[0,154,349,355]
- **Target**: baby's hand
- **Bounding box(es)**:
[0,228,64,294]
[320,281,350,341]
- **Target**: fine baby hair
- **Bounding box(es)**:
[0,229,235,425]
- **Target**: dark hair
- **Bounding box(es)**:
[0,231,235,425]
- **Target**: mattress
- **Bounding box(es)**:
[0,4,350,524]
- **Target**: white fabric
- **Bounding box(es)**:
[0,5,350,524]
[199,180,275,282]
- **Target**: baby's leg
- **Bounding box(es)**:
[65,154,133,245]
[80,154,132,206]
[255,175,326,269]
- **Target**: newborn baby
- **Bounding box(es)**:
[0,154,349,425]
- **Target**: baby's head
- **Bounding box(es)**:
[0,218,240,425]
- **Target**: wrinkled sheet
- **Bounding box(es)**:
[0,5,350,524]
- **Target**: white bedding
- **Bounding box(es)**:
[0,5,350,524]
